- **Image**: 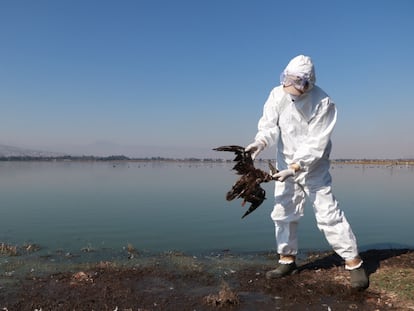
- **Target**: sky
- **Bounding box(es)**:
[1,0,414,159]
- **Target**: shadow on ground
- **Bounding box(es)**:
[299,248,411,275]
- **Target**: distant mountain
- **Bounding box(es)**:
[0,144,64,158]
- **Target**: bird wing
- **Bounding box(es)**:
[213,145,276,218]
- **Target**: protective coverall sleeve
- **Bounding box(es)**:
[292,99,337,169]
[254,90,282,147]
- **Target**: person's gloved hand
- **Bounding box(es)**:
[245,140,265,160]
[273,168,295,182]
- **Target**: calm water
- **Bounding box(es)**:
[1,161,413,257]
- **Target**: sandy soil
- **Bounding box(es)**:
[1,248,413,310]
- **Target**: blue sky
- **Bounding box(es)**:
[1,0,413,158]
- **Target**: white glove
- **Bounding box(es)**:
[245,140,265,160]
[273,168,295,182]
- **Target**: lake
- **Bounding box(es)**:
[1,161,413,258]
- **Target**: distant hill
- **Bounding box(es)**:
[0,144,64,158]
[1,144,413,165]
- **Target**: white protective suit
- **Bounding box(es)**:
[254,55,359,260]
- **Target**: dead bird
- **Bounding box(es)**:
[213,145,278,218]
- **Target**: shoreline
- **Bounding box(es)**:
[1,156,414,166]
[1,246,413,309]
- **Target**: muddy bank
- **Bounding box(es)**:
[1,248,413,310]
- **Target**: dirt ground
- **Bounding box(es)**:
[1,248,413,311]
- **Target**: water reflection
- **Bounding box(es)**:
[0,161,413,257]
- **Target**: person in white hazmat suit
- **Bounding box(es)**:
[246,55,369,290]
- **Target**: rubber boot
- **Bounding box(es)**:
[265,262,298,279]
[349,266,369,291]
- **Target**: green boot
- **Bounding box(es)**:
[266,262,298,279]
[349,266,369,290]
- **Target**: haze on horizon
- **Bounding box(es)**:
[1,1,414,159]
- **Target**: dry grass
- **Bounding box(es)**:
[371,267,414,307]
[0,243,18,256]
[204,281,240,306]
